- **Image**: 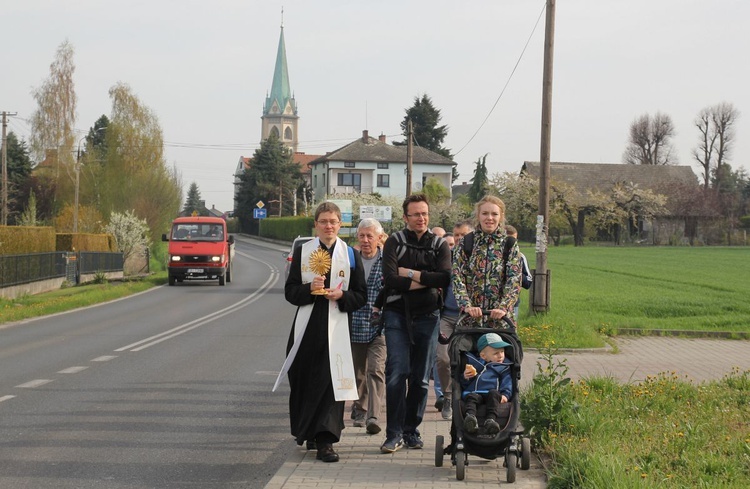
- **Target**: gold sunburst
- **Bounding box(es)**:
[309,248,332,276]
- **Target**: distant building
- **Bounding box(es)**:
[308,130,456,203]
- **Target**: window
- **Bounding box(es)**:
[284,126,293,140]
[338,173,361,187]
[322,174,326,187]
[377,163,389,169]
[269,126,280,138]
[314,175,317,187]
[377,174,390,187]
[344,161,355,168]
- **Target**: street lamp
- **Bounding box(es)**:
[74,127,104,233]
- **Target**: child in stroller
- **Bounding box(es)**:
[434,315,531,483]
[460,332,513,436]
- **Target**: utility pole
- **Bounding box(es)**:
[1,111,17,226]
[533,0,556,313]
[406,119,413,197]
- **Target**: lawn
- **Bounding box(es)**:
[517,246,750,348]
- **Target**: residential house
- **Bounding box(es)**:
[308,130,456,202]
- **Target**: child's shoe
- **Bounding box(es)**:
[463,414,479,434]
[484,418,500,435]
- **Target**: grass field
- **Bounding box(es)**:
[517,246,750,348]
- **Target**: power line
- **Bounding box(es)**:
[453,2,547,157]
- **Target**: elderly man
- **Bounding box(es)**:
[350,218,387,435]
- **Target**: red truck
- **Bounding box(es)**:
[162,216,235,286]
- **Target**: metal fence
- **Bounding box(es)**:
[0,251,124,288]
[79,252,124,274]
[0,252,67,287]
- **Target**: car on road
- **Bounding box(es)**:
[283,236,313,279]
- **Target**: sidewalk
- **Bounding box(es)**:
[264,337,750,488]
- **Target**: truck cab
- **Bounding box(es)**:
[162,216,235,286]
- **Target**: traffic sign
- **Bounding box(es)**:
[253,208,267,219]
[256,200,265,209]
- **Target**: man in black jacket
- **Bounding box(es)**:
[379,194,451,453]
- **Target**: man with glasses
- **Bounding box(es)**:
[379,194,451,453]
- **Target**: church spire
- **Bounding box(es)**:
[264,24,296,117]
[261,18,299,153]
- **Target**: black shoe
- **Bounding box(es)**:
[305,441,316,450]
[463,414,478,434]
[316,444,339,463]
[484,418,500,435]
[434,395,444,411]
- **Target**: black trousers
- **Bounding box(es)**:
[463,390,501,419]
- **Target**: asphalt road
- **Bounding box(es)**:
[0,237,297,488]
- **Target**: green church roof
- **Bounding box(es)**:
[264,27,296,116]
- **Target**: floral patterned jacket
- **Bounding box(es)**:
[452,228,522,328]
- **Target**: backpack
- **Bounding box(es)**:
[391,229,447,310]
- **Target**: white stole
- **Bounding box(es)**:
[272,237,358,401]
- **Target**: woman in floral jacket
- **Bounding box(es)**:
[452,195,522,328]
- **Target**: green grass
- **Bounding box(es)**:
[517,246,750,348]
[523,348,750,488]
[0,273,167,325]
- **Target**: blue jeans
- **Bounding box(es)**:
[383,309,440,440]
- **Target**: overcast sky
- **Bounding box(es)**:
[3,0,748,213]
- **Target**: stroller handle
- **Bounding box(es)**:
[456,311,516,330]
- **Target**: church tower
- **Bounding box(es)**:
[261,21,298,153]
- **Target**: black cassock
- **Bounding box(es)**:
[284,241,366,445]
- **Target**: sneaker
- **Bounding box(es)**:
[484,418,500,435]
[366,417,381,435]
[353,414,366,427]
[463,414,478,434]
[434,395,444,411]
[441,400,453,420]
[403,432,424,449]
[380,436,404,453]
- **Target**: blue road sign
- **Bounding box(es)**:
[253,208,267,219]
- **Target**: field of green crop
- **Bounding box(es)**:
[517,246,750,348]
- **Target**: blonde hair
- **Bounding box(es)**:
[473,195,506,228]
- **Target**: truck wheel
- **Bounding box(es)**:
[168,275,175,286]
[219,274,225,286]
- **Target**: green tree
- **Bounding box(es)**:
[18,190,38,226]
[467,154,489,204]
[235,134,303,233]
[29,40,78,213]
[5,132,34,224]
[183,182,204,215]
[101,83,181,241]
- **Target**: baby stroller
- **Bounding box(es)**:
[434,313,531,482]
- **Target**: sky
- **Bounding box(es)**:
[3,0,748,213]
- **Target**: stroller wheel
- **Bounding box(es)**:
[434,435,444,467]
[506,451,517,483]
[455,450,466,480]
[521,437,531,470]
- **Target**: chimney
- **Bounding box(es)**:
[362,130,369,143]
[378,133,386,143]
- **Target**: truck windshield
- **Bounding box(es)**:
[171,223,224,241]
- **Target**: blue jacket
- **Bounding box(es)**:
[460,351,513,400]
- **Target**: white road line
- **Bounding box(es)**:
[91,355,118,362]
[115,264,278,353]
[15,379,54,388]
[0,395,16,403]
[58,366,89,374]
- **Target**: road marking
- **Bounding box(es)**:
[91,355,118,362]
[115,265,278,352]
[15,379,54,388]
[0,395,15,403]
[58,366,89,374]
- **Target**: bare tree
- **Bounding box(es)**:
[29,40,78,174]
[692,102,739,190]
[623,112,677,165]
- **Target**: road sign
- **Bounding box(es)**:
[256,200,265,209]
[253,208,267,219]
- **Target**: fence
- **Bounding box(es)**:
[0,251,124,288]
